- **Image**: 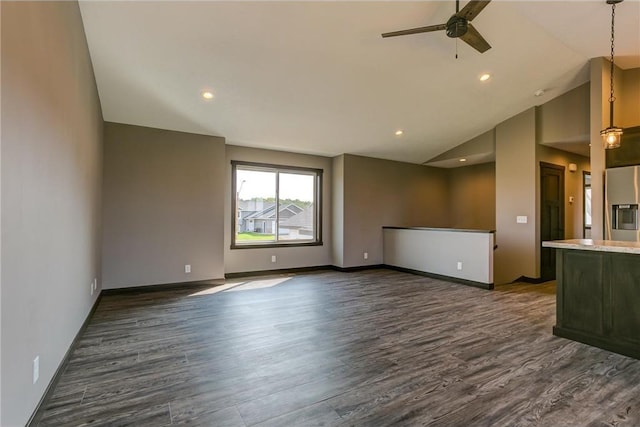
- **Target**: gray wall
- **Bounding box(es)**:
[224,146,333,274]
[102,123,226,288]
[493,80,595,284]
[538,83,590,147]
[332,155,345,267]
[426,129,495,167]
[621,67,640,128]
[0,3,4,421]
[1,2,103,425]
[448,162,496,230]
[590,58,608,239]
[495,108,538,284]
[340,154,449,268]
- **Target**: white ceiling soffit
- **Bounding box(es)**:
[425,151,496,168]
[540,141,591,158]
[78,1,640,164]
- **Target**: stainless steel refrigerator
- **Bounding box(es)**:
[605,165,640,241]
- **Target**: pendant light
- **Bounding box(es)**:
[601,0,624,149]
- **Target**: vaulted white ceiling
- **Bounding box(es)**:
[79,1,640,164]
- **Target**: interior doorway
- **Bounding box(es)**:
[540,162,565,281]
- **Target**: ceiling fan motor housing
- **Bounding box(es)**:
[446,15,468,38]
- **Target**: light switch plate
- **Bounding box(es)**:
[516,216,528,224]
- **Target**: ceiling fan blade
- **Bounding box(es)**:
[381,23,446,38]
[457,0,491,22]
[459,23,491,53]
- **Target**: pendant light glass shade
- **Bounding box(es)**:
[602,126,623,149]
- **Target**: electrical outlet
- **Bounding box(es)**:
[457,261,463,271]
[91,282,94,295]
[364,252,369,260]
[33,356,39,384]
[271,255,277,263]
[93,278,98,291]
[185,264,191,274]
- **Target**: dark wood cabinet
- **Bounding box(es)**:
[609,254,640,348]
[553,248,640,360]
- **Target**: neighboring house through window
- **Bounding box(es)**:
[231,161,322,248]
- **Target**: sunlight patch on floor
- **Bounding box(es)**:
[224,277,292,292]
[188,276,293,296]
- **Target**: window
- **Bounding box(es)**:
[231,161,322,248]
[584,171,592,238]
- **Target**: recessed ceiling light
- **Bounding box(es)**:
[395,130,404,136]
[479,73,491,82]
[459,158,467,162]
[202,91,214,100]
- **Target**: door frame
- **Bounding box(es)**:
[540,161,565,281]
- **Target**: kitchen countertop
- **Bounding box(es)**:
[383,226,495,234]
[542,239,640,254]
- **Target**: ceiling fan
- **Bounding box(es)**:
[382,0,492,54]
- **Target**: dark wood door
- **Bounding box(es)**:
[541,163,565,281]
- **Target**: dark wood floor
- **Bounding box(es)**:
[38,269,640,426]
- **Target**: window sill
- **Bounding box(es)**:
[230,241,323,250]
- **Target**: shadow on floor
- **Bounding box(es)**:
[494,280,556,296]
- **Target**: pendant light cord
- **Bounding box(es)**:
[608,3,616,124]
